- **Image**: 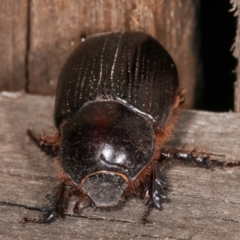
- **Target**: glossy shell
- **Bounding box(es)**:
[54,32,178,130]
[55,32,179,206]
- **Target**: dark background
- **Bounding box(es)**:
[199,0,237,111]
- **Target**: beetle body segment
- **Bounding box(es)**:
[54,32,178,130]
[60,100,155,183]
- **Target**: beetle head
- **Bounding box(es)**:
[81,171,128,207]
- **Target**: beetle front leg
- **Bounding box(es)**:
[142,162,167,222]
[161,148,240,169]
[22,182,70,224]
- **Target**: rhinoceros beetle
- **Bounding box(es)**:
[22,32,240,224]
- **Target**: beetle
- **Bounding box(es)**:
[22,32,240,224]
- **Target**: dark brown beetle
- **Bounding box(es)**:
[22,32,240,224]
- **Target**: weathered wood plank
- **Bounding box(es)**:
[28,0,199,107]
[0,93,240,239]
[0,0,28,91]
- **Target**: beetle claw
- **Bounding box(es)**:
[43,209,57,223]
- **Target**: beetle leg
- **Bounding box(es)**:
[146,162,167,208]
[160,148,240,169]
[22,182,70,224]
[142,162,168,223]
[73,195,92,214]
[27,129,59,157]
[143,163,167,224]
[143,162,167,209]
[151,162,168,209]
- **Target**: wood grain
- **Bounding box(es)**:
[28,0,199,107]
[0,0,28,91]
[0,93,240,239]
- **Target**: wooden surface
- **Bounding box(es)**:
[0,0,199,107]
[0,0,28,91]
[0,93,240,239]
